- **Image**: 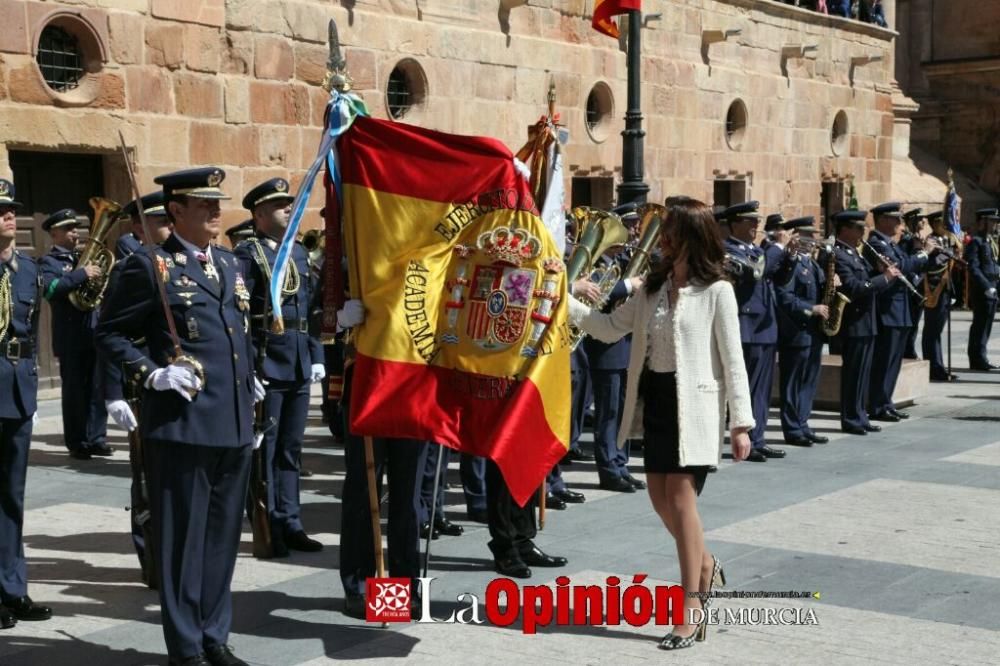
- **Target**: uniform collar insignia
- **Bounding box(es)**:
[174,252,187,266]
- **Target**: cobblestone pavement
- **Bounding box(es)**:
[3,311,999,664]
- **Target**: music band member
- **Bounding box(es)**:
[235,178,325,556]
[569,197,752,650]
[720,200,790,462]
[0,178,53,627]
[864,202,932,423]
[97,167,263,666]
[774,216,832,446]
[831,210,900,435]
[965,208,1000,371]
[40,208,110,460]
[922,211,961,381]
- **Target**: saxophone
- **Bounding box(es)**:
[69,196,121,311]
[821,247,850,337]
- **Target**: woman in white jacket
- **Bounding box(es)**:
[569,197,753,650]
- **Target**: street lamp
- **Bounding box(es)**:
[617,10,656,207]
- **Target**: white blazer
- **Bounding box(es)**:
[570,279,755,466]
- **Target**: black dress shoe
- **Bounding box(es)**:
[805,432,829,444]
[842,426,867,435]
[168,655,211,666]
[0,606,15,629]
[544,493,567,510]
[785,437,813,447]
[299,468,314,478]
[888,408,910,419]
[2,596,51,621]
[930,372,958,382]
[598,477,636,493]
[343,594,366,619]
[285,530,323,552]
[419,522,440,540]
[519,545,568,567]
[746,449,768,462]
[870,412,900,423]
[760,446,786,459]
[494,555,531,578]
[90,443,114,457]
[434,517,464,536]
[204,644,248,666]
[69,449,91,461]
[989,363,1000,370]
[863,424,882,433]
[624,473,647,490]
[552,488,585,504]
[562,449,594,463]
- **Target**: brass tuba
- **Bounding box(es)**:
[69,196,121,311]
[300,228,325,267]
[566,206,629,348]
[622,203,663,280]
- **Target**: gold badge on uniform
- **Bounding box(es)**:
[234,273,250,311]
[156,256,169,283]
[174,253,187,266]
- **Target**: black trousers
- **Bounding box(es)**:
[486,459,537,560]
[145,440,252,659]
[840,335,875,430]
[0,416,32,600]
[968,294,997,367]
[58,348,107,452]
[339,436,428,598]
[922,299,950,376]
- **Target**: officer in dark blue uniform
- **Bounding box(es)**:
[864,202,930,422]
[722,201,791,462]
[0,179,53,627]
[921,211,961,381]
[418,445,495,536]
[774,217,831,446]
[964,208,1000,371]
[102,193,173,588]
[97,167,261,666]
[225,219,255,248]
[234,178,325,556]
[115,192,166,260]
[582,253,645,491]
[900,208,924,359]
[831,210,899,435]
[39,209,110,460]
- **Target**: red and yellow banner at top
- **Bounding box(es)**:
[337,117,571,507]
[592,0,642,38]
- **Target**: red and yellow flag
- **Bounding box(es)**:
[592,0,641,38]
[339,117,570,506]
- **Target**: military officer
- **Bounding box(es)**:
[722,201,791,462]
[864,202,931,422]
[900,208,924,359]
[831,210,900,435]
[234,178,325,556]
[774,217,831,446]
[964,208,1000,371]
[96,167,263,666]
[922,211,961,381]
[102,192,173,588]
[116,191,167,259]
[225,219,255,248]
[39,208,109,460]
[0,178,53,627]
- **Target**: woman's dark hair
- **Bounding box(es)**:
[645,196,727,295]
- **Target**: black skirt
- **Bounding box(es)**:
[640,370,714,496]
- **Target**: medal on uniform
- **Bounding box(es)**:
[164,256,175,268]
[187,316,200,340]
[174,252,187,266]
[204,262,219,281]
[234,273,250,311]
[156,256,169,283]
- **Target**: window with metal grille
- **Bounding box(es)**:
[586,90,602,131]
[387,67,412,119]
[37,26,84,93]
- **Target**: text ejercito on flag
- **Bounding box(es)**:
[592,0,641,38]
[339,116,571,507]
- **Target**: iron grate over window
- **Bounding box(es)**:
[37,26,84,93]
[586,90,601,131]
[387,67,412,119]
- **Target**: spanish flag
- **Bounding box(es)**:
[592,0,641,38]
[339,117,571,507]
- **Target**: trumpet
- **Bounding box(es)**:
[860,239,925,304]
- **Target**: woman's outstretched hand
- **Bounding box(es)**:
[730,428,751,462]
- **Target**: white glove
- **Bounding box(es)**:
[32,412,38,426]
[254,431,264,450]
[310,363,326,383]
[106,399,137,432]
[146,364,202,402]
[253,376,266,403]
[989,287,997,298]
[337,299,365,329]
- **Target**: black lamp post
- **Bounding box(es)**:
[616,9,649,207]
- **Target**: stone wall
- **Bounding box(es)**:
[0,0,897,229]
